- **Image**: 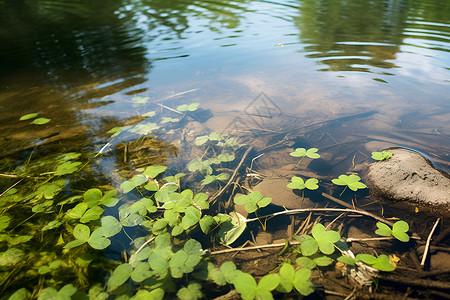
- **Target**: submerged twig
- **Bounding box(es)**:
[134,236,156,256]
[245,207,392,225]
[421,218,440,266]
[208,240,301,255]
[0,178,24,197]
[209,146,253,204]
[321,192,394,226]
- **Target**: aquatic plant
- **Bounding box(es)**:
[233,272,280,300]
[19,113,51,125]
[332,174,367,195]
[234,191,272,213]
[277,263,314,296]
[375,221,410,242]
[295,223,341,256]
[371,151,392,161]
[177,103,199,112]
[290,147,320,167]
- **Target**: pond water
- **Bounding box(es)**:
[0,0,449,298]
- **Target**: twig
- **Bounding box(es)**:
[321,192,394,226]
[0,178,24,197]
[134,236,156,256]
[421,218,440,266]
[209,146,253,204]
[245,207,393,225]
[154,88,199,103]
[208,240,301,255]
[346,236,394,243]
[155,102,183,114]
[379,273,450,290]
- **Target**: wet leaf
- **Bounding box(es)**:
[372,254,396,271]
[19,113,38,120]
[107,263,133,291]
[293,268,314,296]
[332,174,367,191]
[182,206,201,229]
[80,206,104,223]
[0,215,11,231]
[177,282,203,300]
[233,273,257,300]
[55,161,81,176]
[195,135,209,146]
[8,288,27,300]
[296,256,317,269]
[143,165,167,178]
[101,216,122,237]
[218,212,247,245]
[101,189,119,207]
[73,224,90,242]
[0,248,25,266]
[177,103,199,112]
[337,256,355,266]
[218,153,235,162]
[371,151,392,161]
[33,117,51,125]
[375,222,392,237]
[131,261,153,282]
[199,215,216,234]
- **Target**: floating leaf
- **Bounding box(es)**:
[371,151,392,161]
[19,113,38,120]
[33,118,51,125]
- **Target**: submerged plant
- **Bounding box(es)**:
[234,191,272,213]
[277,263,314,296]
[375,221,410,242]
[233,272,280,300]
[290,147,320,167]
[332,174,367,195]
[177,103,199,112]
[295,223,341,256]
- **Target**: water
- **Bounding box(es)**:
[0,0,448,169]
[0,0,449,297]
